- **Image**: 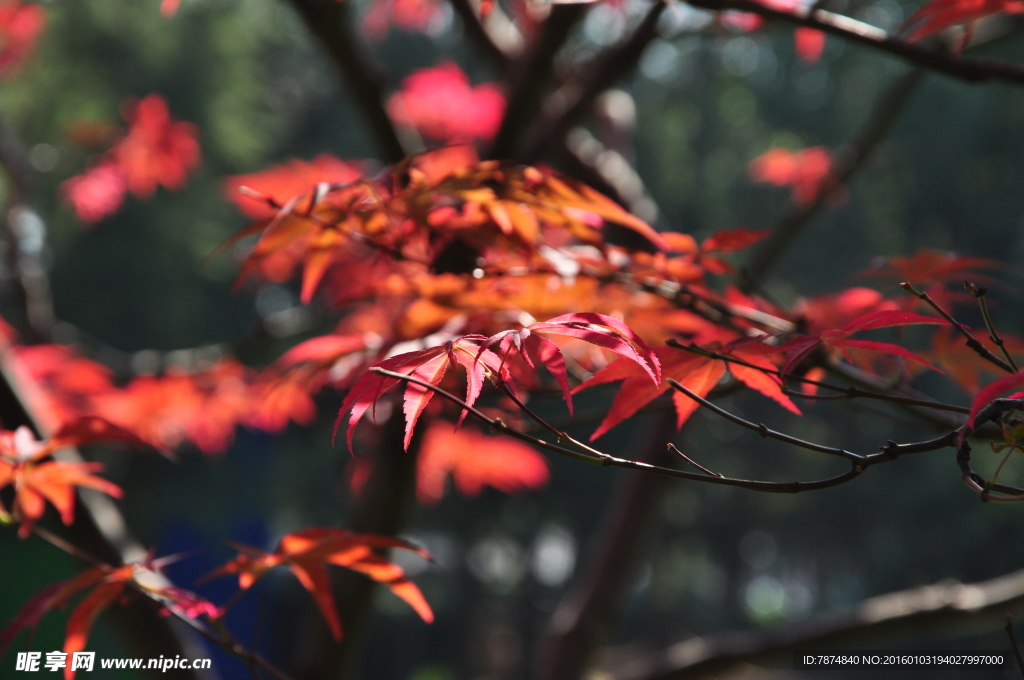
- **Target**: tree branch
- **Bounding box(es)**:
[518,0,668,163]
[537,409,680,680]
[612,565,1024,680]
[488,4,591,160]
[902,281,1016,374]
[284,0,407,163]
[687,0,1024,87]
[370,367,947,494]
[446,0,520,68]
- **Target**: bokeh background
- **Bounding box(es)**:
[3,0,1024,679]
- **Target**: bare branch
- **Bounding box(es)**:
[902,281,1015,374]
[489,4,590,160]
[370,367,870,494]
[518,0,668,163]
[967,280,1019,372]
[612,566,1024,680]
[668,378,866,462]
[667,339,972,415]
[284,0,407,163]
[687,0,1024,87]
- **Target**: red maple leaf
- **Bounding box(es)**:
[577,340,798,441]
[387,63,506,145]
[337,336,509,451]
[902,0,1024,46]
[778,309,943,376]
[60,161,127,224]
[479,312,662,414]
[749,146,833,206]
[859,249,1005,293]
[113,94,201,199]
[417,423,549,504]
[208,528,433,640]
[224,154,364,220]
[0,1,44,77]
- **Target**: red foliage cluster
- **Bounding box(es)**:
[362,0,445,39]
[417,423,549,504]
[11,345,315,455]
[0,0,43,76]
[0,417,151,537]
[749,146,833,205]
[387,63,506,145]
[903,0,1024,47]
[62,95,201,224]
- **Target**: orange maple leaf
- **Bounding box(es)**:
[208,528,433,640]
[113,94,201,199]
[0,419,152,537]
[417,423,549,504]
[749,146,833,206]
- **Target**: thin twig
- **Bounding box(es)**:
[372,367,868,493]
[498,383,610,459]
[686,0,1024,87]
[967,280,1019,372]
[667,339,971,414]
[1007,614,1024,678]
[668,443,723,477]
[667,379,866,462]
[956,398,1024,502]
[902,281,1015,373]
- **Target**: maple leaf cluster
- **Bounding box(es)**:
[388,63,506,145]
[749,146,834,206]
[11,345,316,455]
[1,528,430,678]
[0,417,149,537]
[210,144,1024,459]
[62,94,201,224]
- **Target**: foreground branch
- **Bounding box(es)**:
[368,367,959,494]
[688,0,1024,87]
